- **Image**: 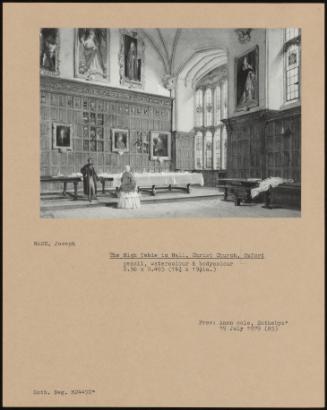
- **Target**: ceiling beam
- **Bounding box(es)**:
[156,29,170,69]
[175,48,226,77]
[170,29,182,74]
[139,29,169,73]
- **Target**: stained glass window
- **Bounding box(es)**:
[285,28,301,102]
[285,28,300,42]
[286,44,300,101]
[215,85,221,125]
[221,79,228,119]
[221,126,228,170]
[214,129,221,170]
[194,75,228,170]
[195,89,203,127]
[205,131,213,169]
[194,131,203,169]
[205,88,213,126]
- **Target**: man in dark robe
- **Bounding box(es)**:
[80,158,98,202]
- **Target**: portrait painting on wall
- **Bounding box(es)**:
[75,29,110,81]
[52,123,72,150]
[40,28,60,76]
[112,129,129,153]
[235,46,259,111]
[150,131,171,160]
[119,30,145,88]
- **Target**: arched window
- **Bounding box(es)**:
[214,85,221,125]
[205,131,213,169]
[284,28,301,102]
[221,126,228,170]
[204,88,213,126]
[285,28,300,42]
[194,131,203,169]
[221,79,228,119]
[194,68,228,170]
[214,129,221,170]
[195,89,203,127]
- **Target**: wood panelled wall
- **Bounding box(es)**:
[224,106,301,181]
[265,107,301,182]
[40,77,172,191]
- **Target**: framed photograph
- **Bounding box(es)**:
[74,29,110,81]
[119,29,145,89]
[235,45,259,111]
[112,128,129,153]
[52,123,73,150]
[40,28,60,76]
[150,131,171,160]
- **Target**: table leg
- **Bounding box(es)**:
[233,189,241,206]
[265,187,272,208]
[234,196,241,206]
[73,182,78,200]
[245,188,252,203]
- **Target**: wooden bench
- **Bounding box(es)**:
[217,184,252,206]
[41,176,82,200]
[217,178,261,206]
[137,183,191,196]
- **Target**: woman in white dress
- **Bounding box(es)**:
[117,165,141,209]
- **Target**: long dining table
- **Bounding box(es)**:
[98,171,205,196]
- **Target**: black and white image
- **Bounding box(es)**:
[40,28,301,218]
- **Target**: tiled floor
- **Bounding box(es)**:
[41,196,300,219]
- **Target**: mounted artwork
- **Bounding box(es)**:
[75,29,109,81]
[119,29,145,89]
[52,123,72,151]
[235,46,259,111]
[40,28,60,76]
[135,132,149,153]
[112,129,129,154]
[150,131,171,160]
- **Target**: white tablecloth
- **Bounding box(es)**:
[98,172,204,188]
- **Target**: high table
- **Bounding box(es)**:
[98,172,204,196]
[41,175,82,200]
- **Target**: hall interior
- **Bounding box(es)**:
[40,28,301,218]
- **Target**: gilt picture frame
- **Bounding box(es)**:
[112,128,129,153]
[235,45,259,111]
[119,29,145,89]
[150,131,171,160]
[52,122,73,151]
